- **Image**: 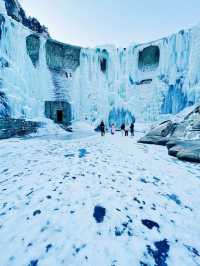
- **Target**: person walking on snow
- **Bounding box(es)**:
[111,123,116,135]
[100,121,105,136]
[130,122,135,136]
[125,125,129,136]
[121,123,125,136]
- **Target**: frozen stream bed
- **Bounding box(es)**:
[0,131,200,266]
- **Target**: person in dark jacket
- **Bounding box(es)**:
[121,123,125,136]
[125,125,129,136]
[100,121,105,136]
[130,122,135,136]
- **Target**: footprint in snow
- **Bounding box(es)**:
[93,205,106,223]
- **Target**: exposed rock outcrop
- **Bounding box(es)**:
[45,39,81,101]
[138,120,177,145]
[138,105,200,163]
[167,140,200,162]
[4,0,49,35]
[45,39,81,72]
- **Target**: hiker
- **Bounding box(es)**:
[100,121,105,136]
[130,122,135,136]
[125,125,129,136]
[111,123,115,135]
[121,123,125,136]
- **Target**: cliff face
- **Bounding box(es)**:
[0,0,81,119]
[0,0,200,125]
[45,40,81,72]
[3,0,49,35]
[72,28,200,124]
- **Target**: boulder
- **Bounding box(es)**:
[177,145,200,163]
[168,140,200,162]
[138,105,200,163]
[138,120,177,146]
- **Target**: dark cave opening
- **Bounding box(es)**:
[100,58,107,73]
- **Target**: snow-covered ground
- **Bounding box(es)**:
[0,130,200,266]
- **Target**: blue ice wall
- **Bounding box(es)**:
[0,57,10,118]
[108,108,135,128]
[0,91,11,117]
[161,79,188,114]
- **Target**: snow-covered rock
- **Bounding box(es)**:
[138,105,200,162]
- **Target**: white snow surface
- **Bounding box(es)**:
[0,131,200,266]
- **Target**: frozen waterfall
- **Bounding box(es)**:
[1,0,200,127]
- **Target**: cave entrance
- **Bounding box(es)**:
[56,110,63,123]
[45,101,72,126]
[100,58,107,73]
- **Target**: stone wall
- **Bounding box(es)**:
[0,118,41,139]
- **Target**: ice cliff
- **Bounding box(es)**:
[1,0,200,126]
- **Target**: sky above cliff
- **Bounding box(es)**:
[20,0,200,47]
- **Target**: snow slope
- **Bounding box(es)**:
[0,132,200,266]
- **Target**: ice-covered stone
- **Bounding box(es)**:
[138,120,177,145]
[139,105,200,162]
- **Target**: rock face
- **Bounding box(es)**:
[45,39,81,72]
[26,34,40,67]
[167,140,200,162]
[138,105,200,162]
[4,0,49,35]
[45,39,81,101]
[4,0,21,21]
[138,120,177,145]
